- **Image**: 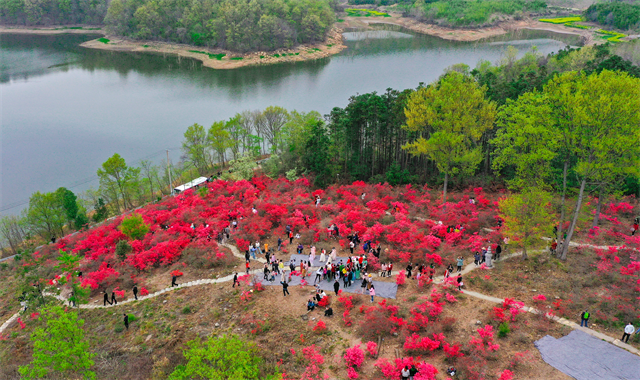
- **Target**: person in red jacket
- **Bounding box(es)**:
[387,262,393,277]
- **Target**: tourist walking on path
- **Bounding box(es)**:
[278,237,282,251]
[111,291,118,305]
[334,279,340,295]
[123,314,129,330]
[369,285,376,302]
[133,285,138,300]
[387,262,393,277]
[232,273,240,288]
[406,263,413,279]
[314,268,323,284]
[457,275,463,291]
[281,280,290,296]
[580,310,590,327]
[104,291,111,306]
[622,323,635,343]
[456,256,463,272]
[495,244,502,260]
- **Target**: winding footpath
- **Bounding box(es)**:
[1,240,638,358]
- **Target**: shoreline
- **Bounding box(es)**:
[340,16,587,43]
[80,27,346,70]
[0,17,591,70]
[0,25,104,34]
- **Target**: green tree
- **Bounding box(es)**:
[26,191,66,241]
[403,72,497,203]
[262,106,289,152]
[19,305,96,380]
[302,119,331,187]
[56,250,90,306]
[118,213,149,240]
[208,121,233,166]
[492,91,558,188]
[115,240,132,261]
[0,214,27,255]
[226,114,247,161]
[97,153,140,211]
[545,70,640,260]
[55,187,88,230]
[225,153,258,181]
[499,187,556,260]
[168,334,280,380]
[56,187,79,224]
[182,123,213,175]
[92,198,108,222]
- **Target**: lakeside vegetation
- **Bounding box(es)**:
[104,0,336,52]
[0,0,336,52]
[348,0,548,26]
[584,1,640,31]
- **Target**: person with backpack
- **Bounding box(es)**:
[580,310,590,327]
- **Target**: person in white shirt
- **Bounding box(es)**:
[622,322,635,343]
[401,366,410,380]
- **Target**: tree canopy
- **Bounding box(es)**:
[19,305,96,380]
[168,334,280,380]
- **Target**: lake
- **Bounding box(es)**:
[0,27,580,213]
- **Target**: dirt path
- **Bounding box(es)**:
[2,239,638,359]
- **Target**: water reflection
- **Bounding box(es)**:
[0,26,579,212]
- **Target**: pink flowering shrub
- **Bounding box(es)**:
[344,344,365,369]
[403,333,441,354]
[396,270,406,286]
[313,320,327,333]
[366,341,378,357]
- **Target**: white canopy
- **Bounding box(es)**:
[173,177,208,194]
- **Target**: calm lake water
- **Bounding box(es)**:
[0,28,580,213]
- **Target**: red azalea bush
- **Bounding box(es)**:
[366,341,378,357]
[344,344,365,369]
[313,320,327,333]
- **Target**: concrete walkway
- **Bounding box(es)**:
[460,289,640,357]
[2,240,639,360]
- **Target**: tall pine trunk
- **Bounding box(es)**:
[443,172,449,205]
[592,189,602,228]
[557,160,568,242]
[561,178,587,260]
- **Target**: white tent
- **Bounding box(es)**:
[173,177,208,194]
